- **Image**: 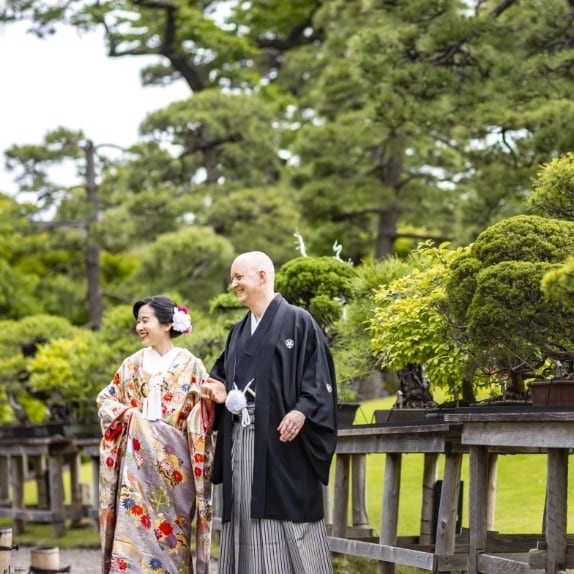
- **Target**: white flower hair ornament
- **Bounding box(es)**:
[172,306,192,334]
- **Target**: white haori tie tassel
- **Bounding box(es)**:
[225,378,255,427]
[143,374,163,420]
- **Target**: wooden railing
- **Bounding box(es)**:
[2,410,574,573]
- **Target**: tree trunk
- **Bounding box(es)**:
[84,141,102,331]
[395,364,437,408]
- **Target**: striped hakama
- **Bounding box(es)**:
[218,416,333,574]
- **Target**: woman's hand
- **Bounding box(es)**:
[200,377,228,404]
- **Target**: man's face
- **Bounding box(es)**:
[230,259,262,308]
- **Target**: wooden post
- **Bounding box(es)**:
[48,454,66,537]
[419,453,438,545]
[11,455,25,535]
[379,452,401,574]
[468,446,489,574]
[332,454,350,539]
[352,454,370,528]
[30,455,48,509]
[0,456,9,503]
[434,453,462,573]
[69,451,83,527]
[545,448,568,573]
[486,453,498,531]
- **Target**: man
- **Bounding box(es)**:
[207,250,337,574]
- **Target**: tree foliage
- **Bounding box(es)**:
[447,215,574,393]
[275,255,356,337]
[0,315,80,424]
[528,152,574,221]
[370,243,469,398]
[3,1,574,417]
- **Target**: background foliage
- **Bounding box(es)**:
[1,0,574,421]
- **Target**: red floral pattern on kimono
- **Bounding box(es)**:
[98,348,214,574]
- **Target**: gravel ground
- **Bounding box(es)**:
[8,547,218,573]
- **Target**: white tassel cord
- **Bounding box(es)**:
[225,379,255,427]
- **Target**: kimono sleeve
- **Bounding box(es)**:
[295,321,338,485]
[97,358,138,441]
[185,357,216,574]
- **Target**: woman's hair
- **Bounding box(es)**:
[132,295,186,339]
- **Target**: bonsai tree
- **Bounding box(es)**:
[370,242,471,406]
[447,214,574,397]
[446,154,574,397]
[0,305,140,426]
[0,315,79,424]
[275,255,357,341]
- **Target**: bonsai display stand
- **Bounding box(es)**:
[0,434,101,537]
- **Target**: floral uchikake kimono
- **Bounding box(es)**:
[98,347,214,574]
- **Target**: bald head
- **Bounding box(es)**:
[232,251,275,283]
[230,251,276,314]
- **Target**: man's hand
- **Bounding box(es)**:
[200,377,228,404]
[278,409,306,442]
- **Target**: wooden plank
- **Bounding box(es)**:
[0,438,75,457]
[477,552,532,573]
[338,423,458,437]
[461,422,574,448]
[329,537,435,570]
[445,411,574,423]
[337,434,448,454]
[380,452,401,574]
[545,448,568,572]
[0,507,84,521]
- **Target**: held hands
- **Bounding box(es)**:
[200,377,228,404]
[278,409,306,442]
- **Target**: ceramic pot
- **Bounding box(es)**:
[0,528,11,574]
[31,546,60,570]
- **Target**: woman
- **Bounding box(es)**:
[97,295,225,574]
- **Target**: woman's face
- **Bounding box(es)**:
[135,304,171,348]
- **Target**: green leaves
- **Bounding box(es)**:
[275,255,357,333]
[529,153,574,221]
[370,243,467,394]
[447,213,574,391]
